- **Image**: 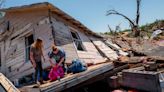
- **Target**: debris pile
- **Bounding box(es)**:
[106,36,164,92]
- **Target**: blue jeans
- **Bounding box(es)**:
[35,61,43,82]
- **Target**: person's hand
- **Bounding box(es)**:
[33,63,36,68]
[55,64,59,68]
[51,63,55,67]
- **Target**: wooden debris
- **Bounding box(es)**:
[90,37,119,61]
[0,73,20,92]
[105,40,128,56]
[122,70,162,92]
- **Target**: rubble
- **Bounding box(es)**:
[106,36,164,91]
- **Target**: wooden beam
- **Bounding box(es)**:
[64,64,129,91]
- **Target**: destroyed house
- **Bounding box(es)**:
[0,2,118,83]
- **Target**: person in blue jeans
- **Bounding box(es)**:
[48,44,66,72]
[30,38,45,84]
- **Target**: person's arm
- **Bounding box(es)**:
[41,48,46,62]
[57,57,64,66]
[49,58,55,67]
[48,52,56,67]
[30,50,36,68]
[57,50,65,67]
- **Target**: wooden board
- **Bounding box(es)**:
[34,24,54,49]
[90,37,118,61]
[52,20,78,64]
[105,40,128,56]
[115,40,131,50]
[0,73,20,92]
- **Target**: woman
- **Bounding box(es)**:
[30,38,45,84]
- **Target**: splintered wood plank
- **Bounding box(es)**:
[105,40,121,50]
[115,40,131,49]
[0,73,20,92]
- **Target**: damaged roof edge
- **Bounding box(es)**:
[0,2,102,38]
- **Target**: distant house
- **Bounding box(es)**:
[0,2,118,82]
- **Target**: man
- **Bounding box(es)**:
[48,44,66,72]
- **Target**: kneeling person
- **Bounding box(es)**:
[48,44,66,72]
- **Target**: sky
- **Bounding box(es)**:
[3,0,164,33]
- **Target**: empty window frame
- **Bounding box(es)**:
[25,34,34,62]
[70,31,85,51]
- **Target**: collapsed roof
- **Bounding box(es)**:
[0,2,102,38]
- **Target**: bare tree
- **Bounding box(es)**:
[108,23,121,36]
[108,25,114,35]
[107,0,141,37]
[0,0,5,17]
[0,0,5,8]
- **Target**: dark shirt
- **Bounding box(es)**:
[30,46,42,62]
[48,48,66,64]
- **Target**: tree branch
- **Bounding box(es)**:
[106,10,135,27]
[0,0,5,8]
[136,0,141,26]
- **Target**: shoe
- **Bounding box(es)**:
[43,80,48,84]
[33,85,39,88]
[36,81,41,85]
[57,76,60,81]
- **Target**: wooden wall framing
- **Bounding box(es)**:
[0,5,116,82]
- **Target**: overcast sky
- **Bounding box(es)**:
[4,0,164,32]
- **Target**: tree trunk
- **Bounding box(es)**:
[132,26,140,37]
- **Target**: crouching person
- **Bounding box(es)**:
[48,44,66,81]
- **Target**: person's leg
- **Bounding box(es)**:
[35,64,39,83]
[62,59,67,73]
[38,62,43,83]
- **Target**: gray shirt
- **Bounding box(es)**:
[30,46,42,62]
